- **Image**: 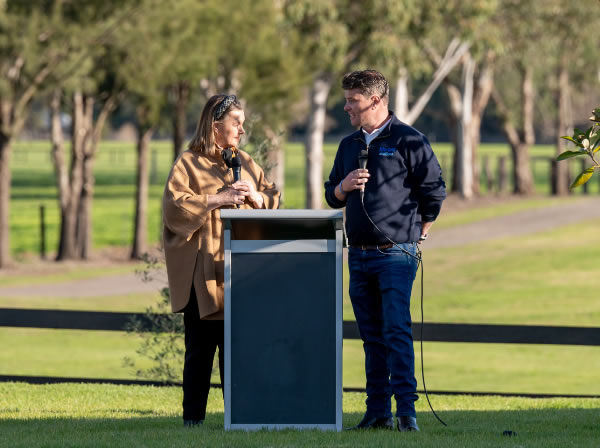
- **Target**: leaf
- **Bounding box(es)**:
[560,136,580,145]
[557,150,584,161]
[570,167,595,189]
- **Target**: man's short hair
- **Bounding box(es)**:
[342,70,389,100]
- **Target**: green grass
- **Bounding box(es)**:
[411,219,600,326]
[1,382,599,447]
[0,263,142,287]
[2,329,598,395]
[2,218,600,394]
[10,140,600,256]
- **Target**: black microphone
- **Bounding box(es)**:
[231,155,242,208]
[358,149,368,202]
[232,155,242,182]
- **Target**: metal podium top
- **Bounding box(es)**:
[220,209,343,221]
[220,209,343,240]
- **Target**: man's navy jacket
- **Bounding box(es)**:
[324,113,446,246]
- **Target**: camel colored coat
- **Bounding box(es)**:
[162,149,280,320]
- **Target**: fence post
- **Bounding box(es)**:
[150,149,157,185]
[482,155,494,193]
[497,156,507,193]
[550,159,558,195]
[39,205,46,260]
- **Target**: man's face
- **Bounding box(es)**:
[214,109,245,148]
[343,89,376,128]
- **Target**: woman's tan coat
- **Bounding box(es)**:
[162,149,280,319]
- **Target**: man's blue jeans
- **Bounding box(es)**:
[348,243,419,418]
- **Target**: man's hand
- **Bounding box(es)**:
[419,221,434,244]
[335,169,370,200]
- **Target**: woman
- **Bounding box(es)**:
[162,94,280,427]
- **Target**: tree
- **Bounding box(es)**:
[557,108,600,189]
[48,2,136,261]
[113,0,179,259]
[418,0,497,199]
[162,0,222,161]
[360,0,471,127]
[491,0,549,195]
[543,1,600,195]
[221,0,307,199]
[0,1,99,267]
[285,0,387,209]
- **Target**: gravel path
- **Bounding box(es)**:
[426,197,600,249]
[1,197,598,298]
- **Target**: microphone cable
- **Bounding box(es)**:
[359,198,447,427]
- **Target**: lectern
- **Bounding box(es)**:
[221,209,343,431]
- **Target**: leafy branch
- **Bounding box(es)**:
[558,107,600,189]
[123,252,184,384]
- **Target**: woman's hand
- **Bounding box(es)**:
[234,180,264,208]
[207,185,248,210]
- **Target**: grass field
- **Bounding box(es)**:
[9,139,600,257]
[2,217,599,395]
[1,383,599,447]
[3,139,600,446]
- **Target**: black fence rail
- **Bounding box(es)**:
[3,308,600,398]
[1,373,599,400]
[2,308,599,346]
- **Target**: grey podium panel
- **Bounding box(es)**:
[230,253,336,425]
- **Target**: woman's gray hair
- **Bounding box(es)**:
[188,95,242,155]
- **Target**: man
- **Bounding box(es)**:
[324,70,446,432]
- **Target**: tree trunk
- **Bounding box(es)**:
[263,127,285,205]
[0,133,12,268]
[131,125,153,259]
[456,55,475,199]
[491,65,535,196]
[394,67,409,121]
[470,52,495,195]
[517,65,536,195]
[408,38,471,126]
[56,90,116,260]
[305,76,331,209]
[51,89,77,261]
[172,81,190,161]
[444,82,462,192]
[56,90,87,260]
[511,142,534,194]
[554,55,571,195]
[77,152,95,259]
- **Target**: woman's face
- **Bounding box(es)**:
[214,108,245,149]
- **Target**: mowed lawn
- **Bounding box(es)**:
[1,218,599,396]
[1,382,599,448]
[2,140,600,447]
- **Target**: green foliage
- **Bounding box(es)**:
[123,253,184,384]
[558,109,600,189]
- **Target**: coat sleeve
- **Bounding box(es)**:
[162,164,210,241]
[406,135,447,222]
[324,141,347,209]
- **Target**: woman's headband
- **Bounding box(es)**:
[213,95,238,121]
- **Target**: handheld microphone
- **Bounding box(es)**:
[232,155,242,182]
[231,155,242,208]
[358,149,368,202]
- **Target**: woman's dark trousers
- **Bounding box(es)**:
[182,287,224,421]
